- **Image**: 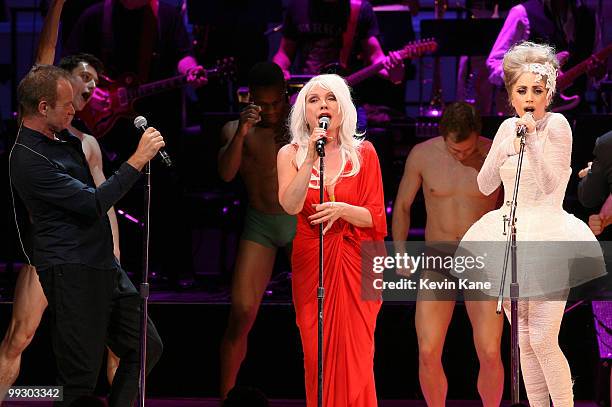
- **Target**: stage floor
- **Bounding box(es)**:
[0,264,606,403]
[152,400,599,407]
[2,400,602,406]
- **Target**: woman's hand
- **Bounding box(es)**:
[305,126,331,165]
[309,201,347,234]
[515,112,536,135]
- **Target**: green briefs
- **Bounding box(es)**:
[241,206,297,248]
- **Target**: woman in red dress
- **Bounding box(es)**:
[277,74,386,406]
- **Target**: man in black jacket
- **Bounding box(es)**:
[10,65,164,406]
[578,130,612,235]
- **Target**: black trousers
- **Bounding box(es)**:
[38,264,163,407]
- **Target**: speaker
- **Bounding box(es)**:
[373,4,415,51]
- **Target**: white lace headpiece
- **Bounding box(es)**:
[523,62,557,100]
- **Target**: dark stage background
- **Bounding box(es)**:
[0,0,611,403]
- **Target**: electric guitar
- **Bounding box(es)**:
[344,38,437,86]
[489,45,611,115]
[78,58,236,138]
[288,38,438,92]
[553,44,612,112]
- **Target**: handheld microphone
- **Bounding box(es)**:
[133,116,172,167]
[517,112,532,138]
[315,116,330,155]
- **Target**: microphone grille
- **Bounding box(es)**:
[133,116,147,129]
[320,116,330,125]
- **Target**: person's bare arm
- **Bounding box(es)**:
[309,201,374,233]
[218,105,261,182]
[84,136,121,260]
[277,144,313,215]
[218,121,244,182]
[278,120,332,214]
[272,37,297,80]
[361,36,405,84]
[392,146,423,245]
[35,0,65,65]
[486,5,529,87]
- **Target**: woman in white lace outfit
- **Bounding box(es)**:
[459,41,605,407]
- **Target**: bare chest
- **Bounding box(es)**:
[422,155,482,198]
[241,129,283,172]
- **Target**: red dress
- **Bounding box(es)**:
[292,141,387,407]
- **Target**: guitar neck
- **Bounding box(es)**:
[345,60,386,87]
[343,41,436,86]
[132,67,221,99]
[557,44,612,91]
[133,75,189,99]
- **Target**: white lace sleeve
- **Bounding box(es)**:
[477,119,516,196]
[523,113,572,194]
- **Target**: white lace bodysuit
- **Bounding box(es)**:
[458,112,606,297]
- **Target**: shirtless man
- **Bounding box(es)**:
[391,102,504,407]
[0,1,162,402]
[218,62,296,399]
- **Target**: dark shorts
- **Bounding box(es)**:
[241,206,297,249]
[415,243,486,301]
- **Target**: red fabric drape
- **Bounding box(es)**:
[292,141,386,407]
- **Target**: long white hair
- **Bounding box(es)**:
[288,74,363,187]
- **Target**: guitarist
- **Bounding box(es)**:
[486,0,605,114]
[63,0,207,288]
[272,0,406,121]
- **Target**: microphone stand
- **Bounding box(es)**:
[316,140,325,407]
[138,161,151,407]
[496,130,528,407]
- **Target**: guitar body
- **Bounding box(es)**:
[551,44,612,113]
[76,58,236,138]
[77,73,140,139]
